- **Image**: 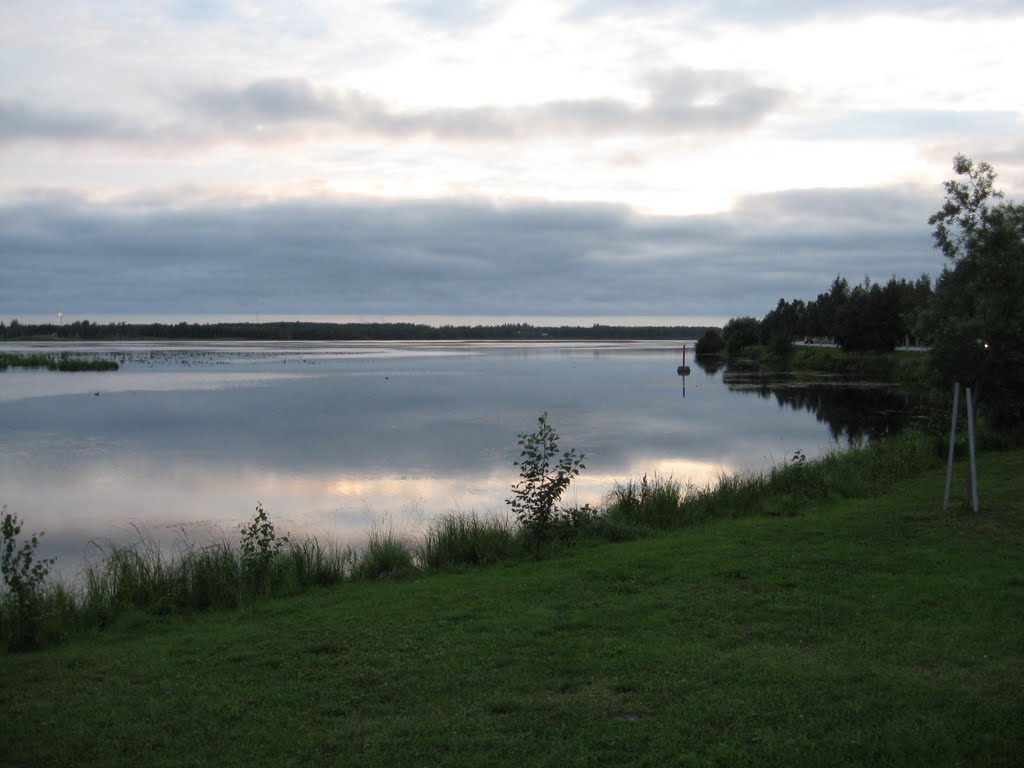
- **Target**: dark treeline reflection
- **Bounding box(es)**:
[696,355,919,444]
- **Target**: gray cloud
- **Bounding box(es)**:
[188,70,785,140]
[188,79,342,124]
[0,69,786,147]
[0,186,939,320]
[0,102,144,144]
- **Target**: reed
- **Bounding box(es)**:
[609,430,939,529]
[278,538,358,589]
[351,524,417,581]
[605,474,685,529]
[1,528,360,648]
[418,512,523,571]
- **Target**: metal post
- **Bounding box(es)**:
[943,383,960,510]
[966,387,979,513]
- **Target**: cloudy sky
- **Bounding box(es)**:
[2,0,1021,325]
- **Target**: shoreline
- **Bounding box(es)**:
[3,445,1021,765]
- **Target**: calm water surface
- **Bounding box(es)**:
[0,340,912,573]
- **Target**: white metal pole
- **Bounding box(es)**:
[966,387,979,513]
[943,382,960,510]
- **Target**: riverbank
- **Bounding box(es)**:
[3,448,1021,766]
[719,344,928,385]
[0,430,940,650]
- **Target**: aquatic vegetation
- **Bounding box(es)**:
[0,352,118,372]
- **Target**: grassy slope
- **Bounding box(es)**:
[2,452,1022,767]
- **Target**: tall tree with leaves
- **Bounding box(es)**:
[929,154,1002,262]
[921,154,1024,430]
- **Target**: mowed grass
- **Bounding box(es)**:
[2,451,1022,767]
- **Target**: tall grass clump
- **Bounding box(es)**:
[418,512,523,571]
[80,535,242,621]
[682,432,937,523]
[608,431,940,530]
[605,474,685,529]
[277,538,357,590]
[351,524,417,581]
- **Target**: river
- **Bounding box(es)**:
[0,340,915,574]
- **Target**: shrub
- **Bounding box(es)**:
[1,507,56,651]
[506,412,586,541]
[722,316,762,356]
[695,329,725,355]
[240,503,288,593]
[549,504,605,545]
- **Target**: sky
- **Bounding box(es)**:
[1,0,1022,326]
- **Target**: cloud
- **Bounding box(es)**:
[0,186,939,320]
[193,70,785,139]
[788,110,1024,141]
[391,0,502,28]
[0,68,786,148]
[0,102,144,143]
[568,0,1024,24]
[188,79,341,124]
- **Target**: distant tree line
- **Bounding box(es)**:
[701,153,1023,431]
[0,319,717,343]
[703,273,934,357]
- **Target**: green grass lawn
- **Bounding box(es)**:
[3,452,1022,767]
